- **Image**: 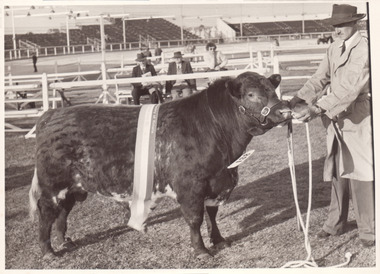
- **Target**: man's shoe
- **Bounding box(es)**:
[361,239,375,248]
[317,230,332,238]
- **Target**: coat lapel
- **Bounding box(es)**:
[334,33,363,74]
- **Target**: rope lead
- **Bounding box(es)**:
[282,121,352,268]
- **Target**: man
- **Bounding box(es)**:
[165,51,196,99]
[131,53,163,105]
[32,52,38,72]
[290,4,374,247]
[153,43,163,65]
[203,42,228,71]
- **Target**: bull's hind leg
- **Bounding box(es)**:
[55,188,88,250]
[205,206,231,248]
[37,196,60,258]
[55,193,77,250]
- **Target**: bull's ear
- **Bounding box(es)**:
[267,74,281,89]
[225,78,242,98]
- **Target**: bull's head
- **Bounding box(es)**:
[227,71,292,135]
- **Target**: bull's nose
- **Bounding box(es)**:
[280,108,292,119]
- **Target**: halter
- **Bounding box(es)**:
[237,100,283,126]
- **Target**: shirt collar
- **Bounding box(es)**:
[341,31,360,49]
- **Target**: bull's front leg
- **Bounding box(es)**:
[205,206,231,248]
[178,194,210,259]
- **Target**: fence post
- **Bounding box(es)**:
[270,44,275,65]
[41,73,49,111]
[8,71,13,85]
[257,51,263,70]
[77,58,81,81]
[273,56,281,99]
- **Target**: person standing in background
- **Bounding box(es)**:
[32,51,38,72]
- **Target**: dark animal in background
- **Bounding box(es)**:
[317,35,334,44]
[29,72,291,259]
[16,91,36,110]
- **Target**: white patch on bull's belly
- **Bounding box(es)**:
[97,185,177,209]
[151,185,177,200]
[150,185,177,209]
[204,198,226,207]
[52,188,69,205]
[110,192,132,203]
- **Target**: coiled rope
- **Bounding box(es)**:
[282,121,352,268]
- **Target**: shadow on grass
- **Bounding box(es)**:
[56,206,183,256]
[225,157,330,243]
[55,224,132,256]
[5,164,35,191]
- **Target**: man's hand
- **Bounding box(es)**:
[288,95,304,109]
[292,104,323,122]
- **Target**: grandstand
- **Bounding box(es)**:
[5,18,200,50]
[229,19,334,36]
[227,18,367,37]
[4,14,368,60]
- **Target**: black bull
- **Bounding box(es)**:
[29,72,292,259]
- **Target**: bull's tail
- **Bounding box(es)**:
[29,167,41,221]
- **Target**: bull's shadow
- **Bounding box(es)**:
[225,157,330,243]
[5,164,35,191]
[55,202,183,256]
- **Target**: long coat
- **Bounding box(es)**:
[131,64,157,88]
[297,31,373,181]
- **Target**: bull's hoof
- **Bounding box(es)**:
[196,252,212,260]
[213,239,231,249]
[42,251,56,261]
[59,237,77,249]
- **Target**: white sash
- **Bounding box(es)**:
[128,104,160,231]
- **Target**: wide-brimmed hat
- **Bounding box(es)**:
[206,42,217,50]
[135,53,146,62]
[323,4,366,26]
[172,51,184,59]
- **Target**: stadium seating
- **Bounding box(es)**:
[5,17,367,50]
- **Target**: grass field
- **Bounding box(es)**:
[3,40,376,270]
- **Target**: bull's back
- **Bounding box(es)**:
[36,105,140,196]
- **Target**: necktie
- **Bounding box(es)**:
[177,64,182,74]
[341,41,346,56]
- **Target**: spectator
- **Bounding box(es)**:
[142,46,152,64]
[32,52,38,72]
[203,42,227,71]
[153,43,163,64]
[142,46,152,57]
[165,51,196,100]
[290,4,374,247]
[131,54,163,105]
[184,42,197,62]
